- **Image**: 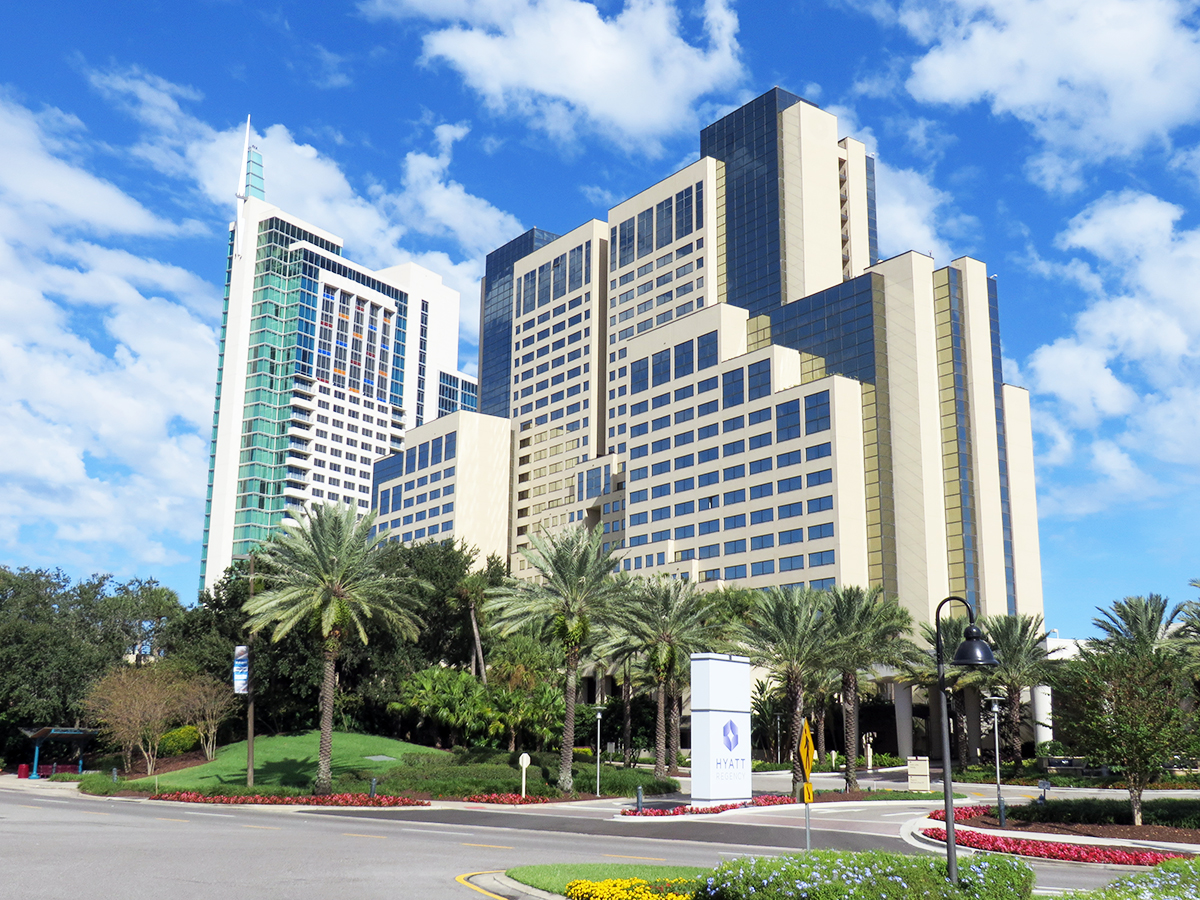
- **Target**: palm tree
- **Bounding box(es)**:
[737,586,830,796]
[244,503,423,795]
[909,614,980,771]
[824,584,916,792]
[980,613,1056,766]
[611,575,726,779]
[485,525,624,792]
[1092,594,1185,652]
[455,572,489,684]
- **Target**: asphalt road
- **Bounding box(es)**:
[0,779,1142,899]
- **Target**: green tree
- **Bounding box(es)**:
[825,585,916,792]
[485,525,623,792]
[980,613,1055,765]
[737,586,830,795]
[244,504,423,794]
[1092,594,1185,653]
[908,614,979,771]
[1055,645,1197,825]
[611,576,726,779]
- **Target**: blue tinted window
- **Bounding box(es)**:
[748,359,771,400]
[750,508,774,525]
[777,399,801,441]
[652,506,670,521]
[675,454,694,469]
[780,555,804,572]
[699,519,719,534]
[723,440,744,456]
[698,471,719,487]
[809,523,834,539]
[652,349,671,387]
[630,422,649,438]
[809,550,835,567]
[675,525,694,539]
[751,534,774,550]
[723,368,744,408]
[751,560,775,577]
[697,376,718,394]
[698,447,719,463]
[749,432,772,450]
[808,496,833,513]
[808,469,833,487]
[806,442,832,461]
[675,477,694,492]
[778,449,802,468]
[780,528,803,544]
[675,340,694,378]
[805,390,831,434]
[652,461,671,476]
[779,476,803,493]
[698,331,718,370]
[724,539,746,554]
[724,565,746,580]
[724,489,745,505]
[748,407,771,425]
[697,423,718,439]
[675,500,695,516]
[698,544,720,559]
[723,416,743,433]
[750,483,773,500]
[631,358,648,394]
[779,502,803,519]
[724,464,745,480]
[749,457,773,475]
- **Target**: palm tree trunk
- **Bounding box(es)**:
[1007,688,1023,766]
[315,639,338,795]
[559,646,579,792]
[622,664,633,768]
[470,603,487,686]
[788,681,805,798]
[815,702,827,761]
[952,692,970,770]
[667,685,681,776]
[842,671,859,792]
[654,679,667,780]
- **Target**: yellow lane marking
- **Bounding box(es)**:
[604,854,667,861]
[18,805,43,809]
[463,843,514,849]
[455,871,507,900]
[343,833,387,839]
[155,818,190,823]
[82,811,110,816]
[241,824,279,830]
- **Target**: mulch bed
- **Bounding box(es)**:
[962,812,1200,846]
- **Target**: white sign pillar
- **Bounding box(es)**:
[690,653,752,805]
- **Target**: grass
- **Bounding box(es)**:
[115,731,442,793]
[508,864,709,895]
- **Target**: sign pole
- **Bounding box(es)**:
[519,752,531,798]
[800,719,815,852]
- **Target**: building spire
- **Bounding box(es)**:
[234,115,252,258]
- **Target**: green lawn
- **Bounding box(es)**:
[507,864,708,894]
[126,731,443,792]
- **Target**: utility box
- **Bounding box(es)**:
[907,756,930,792]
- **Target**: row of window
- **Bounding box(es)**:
[610,188,703,270]
[393,520,454,543]
[511,349,593,417]
[402,432,458,475]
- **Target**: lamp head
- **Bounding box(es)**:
[952,623,997,667]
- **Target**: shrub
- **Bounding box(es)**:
[697,850,1034,900]
[1059,858,1200,900]
[1006,798,1200,830]
[158,725,200,757]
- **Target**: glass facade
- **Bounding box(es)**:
[700,87,807,318]
[989,277,1018,615]
[479,228,560,418]
[767,272,898,598]
[934,268,981,608]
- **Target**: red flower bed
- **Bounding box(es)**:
[463,793,551,804]
[928,805,994,822]
[150,791,430,807]
[622,801,745,816]
[621,794,800,817]
[920,827,1190,866]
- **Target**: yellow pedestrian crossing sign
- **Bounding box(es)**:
[799,720,815,782]
[803,782,814,804]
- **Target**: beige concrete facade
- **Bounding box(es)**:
[374,410,511,563]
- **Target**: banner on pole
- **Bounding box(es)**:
[233,645,249,694]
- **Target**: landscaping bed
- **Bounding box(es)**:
[622,790,948,816]
[920,827,1187,866]
[933,799,1200,848]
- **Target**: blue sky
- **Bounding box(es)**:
[1,0,1198,636]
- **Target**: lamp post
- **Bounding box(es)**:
[935,596,997,884]
[233,553,257,789]
[986,696,1006,827]
[595,708,604,797]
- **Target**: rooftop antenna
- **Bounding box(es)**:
[234,115,251,258]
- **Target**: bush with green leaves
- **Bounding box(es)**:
[1060,857,1200,899]
[158,725,200,757]
[698,850,1034,900]
[1008,798,1200,830]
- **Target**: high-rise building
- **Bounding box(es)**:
[457,88,1044,632]
[200,121,476,591]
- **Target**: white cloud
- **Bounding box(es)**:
[1024,189,1200,509]
[90,65,524,353]
[359,0,746,152]
[874,159,977,265]
[0,93,219,575]
[888,0,1200,190]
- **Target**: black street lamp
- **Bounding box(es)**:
[935,596,997,884]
